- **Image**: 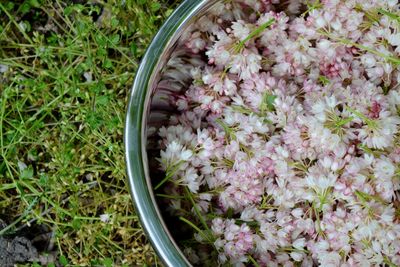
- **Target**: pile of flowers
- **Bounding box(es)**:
[152,0,400,265]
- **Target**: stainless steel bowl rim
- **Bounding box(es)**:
[124,1,217,266]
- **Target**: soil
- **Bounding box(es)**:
[0,236,39,267]
[0,219,57,267]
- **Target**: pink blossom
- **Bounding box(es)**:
[155,0,400,265]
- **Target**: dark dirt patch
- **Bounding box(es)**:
[0,219,57,267]
[0,236,38,267]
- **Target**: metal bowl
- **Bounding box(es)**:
[124,1,218,266]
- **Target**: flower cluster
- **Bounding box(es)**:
[153,0,400,266]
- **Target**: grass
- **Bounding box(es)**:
[0,0,179,266]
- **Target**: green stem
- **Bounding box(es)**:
[383,255,397,267]
[0,3,33,44]
[346,107,378,129]
[335,116,354,127]
[154,160,183,190]
[156,193,186,199]
[318,75,330,86]
[234,18,275,52]
[216,118,237,141]
[378,8,400,23]
[248,255,261,267]
[312,201,325,237]
[240,18,275,46]
[319,30,400,65]
[355,190,386,204]
[179,216,212,243]
[0,196,39,236]
[184,187,210,232]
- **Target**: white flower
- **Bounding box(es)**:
[224,78,237,95]
[160,141,193,170]
[330,19,342,31]
[83,72,92,82]
[388,33,400,46]
[202,72,215,85]
[240,206,259,221]
[315,16,327,28]
[388,90,400,109]
[374,157,395,180]
[361,54,376,68]
[18,21,28,32]
[312,101,327,120]
[205,31,233,67]
[293,238,306,250]
[246,115,269,134]
[358,113,400,149]
[272,62,291,76]
[18,161,27,171]
[229,52,261,80]
[290,251,304,262]
[353,221,379,241]
[182,149,193,161]
[366,66,385,81]
[318,251,341,267]
[184,167,201,193]
[231,20,250,41]
[380,206,394,224]
[291,208,303,218]
[100,214,111,223]
[306,169,337,191]
[311,96,338,122]
[0,64,8,73]
[276,253,290,263]
[176,98,188,110]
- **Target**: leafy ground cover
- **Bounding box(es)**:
[0,0,177,266]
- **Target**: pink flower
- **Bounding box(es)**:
[155,0,400,264]
[214,219,255,263]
